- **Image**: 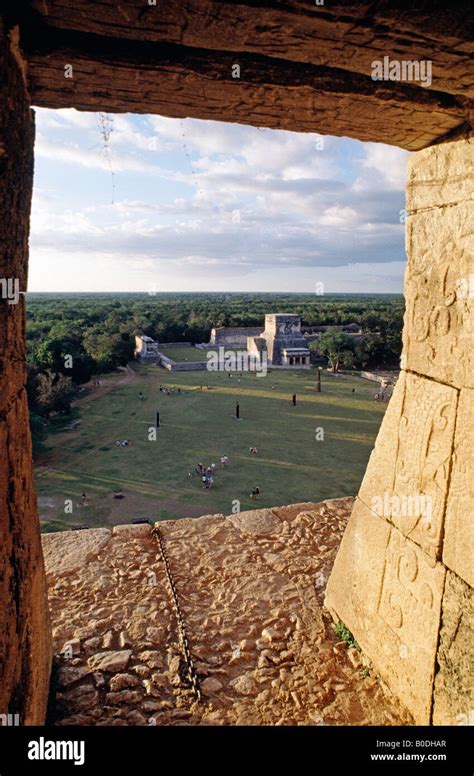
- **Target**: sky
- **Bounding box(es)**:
[30,108,409,293]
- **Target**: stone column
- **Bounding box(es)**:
[325,135,473,725]
[0,20,52,724]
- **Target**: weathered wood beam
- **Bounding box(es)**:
[21,27,470,151]
[24,0,474,98]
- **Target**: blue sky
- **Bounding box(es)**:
[30,108,409,293]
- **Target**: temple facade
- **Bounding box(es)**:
[247,314,311,367]
[134,335,161,362]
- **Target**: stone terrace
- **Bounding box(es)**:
[42,498,413,726]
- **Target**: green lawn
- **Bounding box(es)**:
[159,346,209,362]
[35,364,386,531]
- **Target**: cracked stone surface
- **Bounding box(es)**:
[42,499,413,726]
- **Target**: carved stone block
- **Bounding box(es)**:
[406,137,473,210]
[443,389,474,587]
[402,201,473,389]
[326,498,445,724]
[359,371,457,559]
[433,571,474,726]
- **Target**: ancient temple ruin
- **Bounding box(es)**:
[134,335,161,363]
[247,314,311,367]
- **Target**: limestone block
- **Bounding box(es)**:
[325,498,445,724]
[227,508,282,536]
[88,650,132,672]
[406,137,473,210]
[42,528,111,580]
[112,523,151,537]
[358,371,457,558]
[443,389,474,587]
[325,499,391,634]
[402,199,473,389]
[433,572,474,726]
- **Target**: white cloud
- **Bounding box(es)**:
[360,143,408,190]
[30,110,408,291]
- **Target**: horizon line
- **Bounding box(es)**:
[26,290,403,295]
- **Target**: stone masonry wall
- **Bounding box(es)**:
[325,136,473,725]
[0,21,51,725]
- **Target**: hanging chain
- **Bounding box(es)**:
[151,526,201,703]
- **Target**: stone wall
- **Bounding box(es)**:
[158,353,207,372]
[325,135,473,725]
[159,342,192,348]
[0,20,51,725]
[166,361,208,372]
[210,327,262,348]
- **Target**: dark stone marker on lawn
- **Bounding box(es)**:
[156,412,160,427]
[316,369,321,393]
[292,394,296,406]
[236,403,240,419]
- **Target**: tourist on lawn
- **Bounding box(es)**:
[249,446,258,455]
[250,486,260,500]
[220,454,229,467]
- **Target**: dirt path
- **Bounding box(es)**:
[73,364,139,408]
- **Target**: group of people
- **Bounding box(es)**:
[116,438,132,447]
[189,452,260,501]
[189,461,218,489]
[159,385,181,395]
[190,456,231,488]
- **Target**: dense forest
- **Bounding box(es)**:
[26,292,404,452]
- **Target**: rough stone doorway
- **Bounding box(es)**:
[0,3,472,726]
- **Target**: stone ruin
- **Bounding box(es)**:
[247,314,311,367]
[211,314,310,367]
[210,326,262,349]
[134,335,161,364]
[0,2,472,726]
